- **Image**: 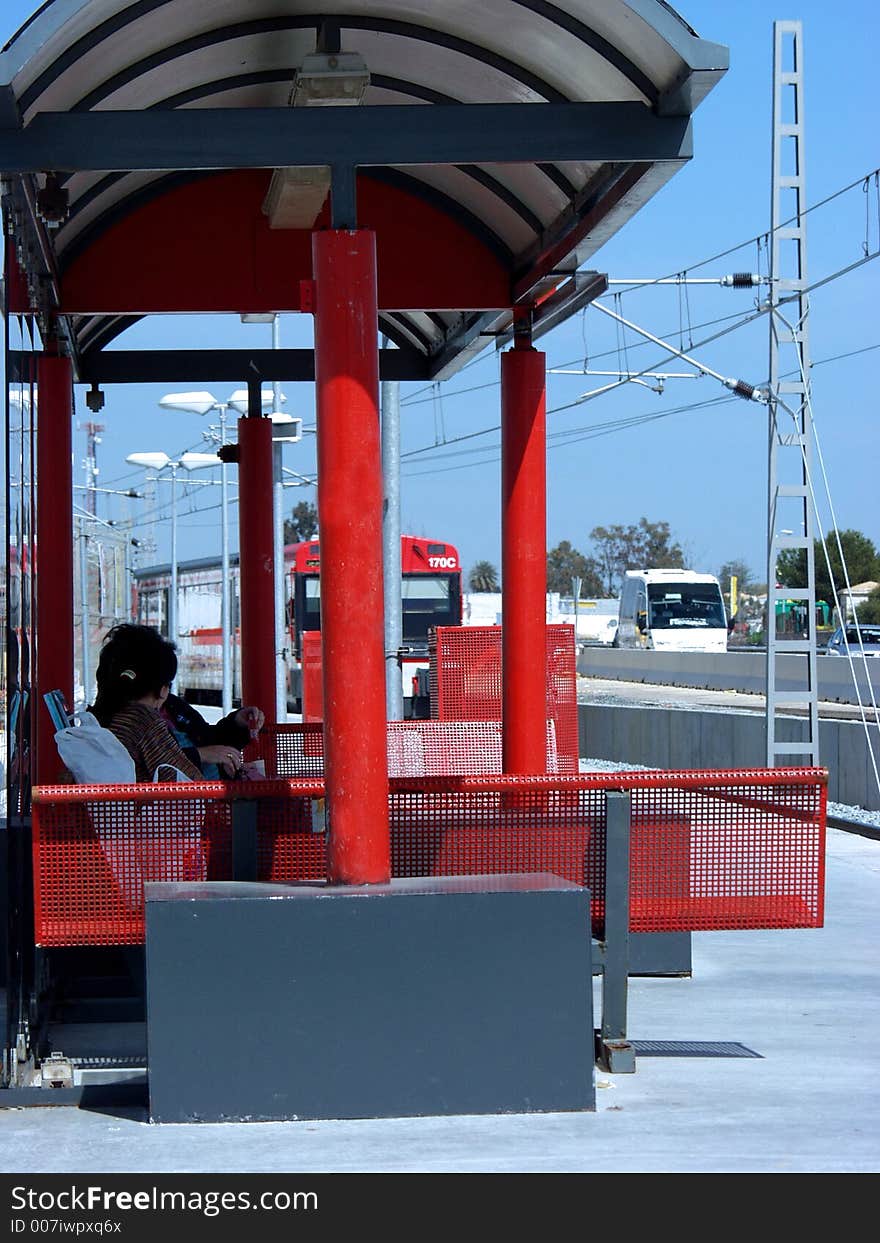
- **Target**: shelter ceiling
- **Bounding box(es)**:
[0,0,728,377]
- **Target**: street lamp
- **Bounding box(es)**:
[230,384,301,719]
[125,450,219,662]
[571,575,582,650]
[157,389,293,715]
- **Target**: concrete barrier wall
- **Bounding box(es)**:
[577,648,880,706]
[578,703,880,812]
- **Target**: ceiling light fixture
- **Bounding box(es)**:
[262,50,369,230]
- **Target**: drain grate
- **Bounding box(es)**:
[632,1040,762,1059]
[71,1055,146,1069]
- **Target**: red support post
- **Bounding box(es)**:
[35,350,74,784]
[501,339,548,773]
[237,415,277,728]
[312,228,390,885]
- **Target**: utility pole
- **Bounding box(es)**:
[765,19,819,767]
[78,420,104,516]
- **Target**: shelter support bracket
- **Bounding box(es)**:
[595,790,636,1073]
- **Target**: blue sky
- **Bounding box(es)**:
[3,0,878,588]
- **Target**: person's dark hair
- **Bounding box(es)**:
[91,624,178,726]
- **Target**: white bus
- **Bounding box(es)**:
[615,568,727,653]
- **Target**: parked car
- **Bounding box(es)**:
[825,624,880,657]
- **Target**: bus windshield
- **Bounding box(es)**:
[402,574,458,642]
[647,583,726,629]
[294,572,460,646]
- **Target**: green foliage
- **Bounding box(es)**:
[546,542,603,596]
[775,528,880,603]
[468,560,500,592]
[283,500,318,545]
[857,587,880,624]
[588,518,684,595]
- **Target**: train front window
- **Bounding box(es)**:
[402,574,457,642]
[648,584,726,629]
[302,576,321,626]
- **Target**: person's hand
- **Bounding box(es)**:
[198,744,244,778]
[235,705,265,738]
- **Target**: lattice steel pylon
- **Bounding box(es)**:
[765,19,819,767]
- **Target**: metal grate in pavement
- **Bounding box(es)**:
[632,1040,762,1058]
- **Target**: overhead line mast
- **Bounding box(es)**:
[765,19,819,768]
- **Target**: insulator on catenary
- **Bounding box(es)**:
[723,377,763,401]
[720,272,762,287]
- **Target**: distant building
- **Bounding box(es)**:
[841,581,879,619]
[461,592,618,645]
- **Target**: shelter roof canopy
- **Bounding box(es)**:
[0,0,728,378]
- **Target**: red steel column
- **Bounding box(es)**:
[501,338,548,773]
[312,228,390,885]
[237,415,277,727]
[35,350,74,784]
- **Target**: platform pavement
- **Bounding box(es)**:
[0,827,876,1173]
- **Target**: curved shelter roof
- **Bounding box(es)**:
[0,0,727,379]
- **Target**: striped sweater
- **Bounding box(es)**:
[106,702,203,783]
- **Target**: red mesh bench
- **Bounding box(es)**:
[32,768,826,947]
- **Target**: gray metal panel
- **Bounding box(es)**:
[628,931,691,976]
[146,873,594,1122]
[579,702,877,812]
[577,648,880,707]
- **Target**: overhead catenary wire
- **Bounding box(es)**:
[400,339,878,468]
[399,163,880,406]
[400,247,878,421]
[402,393,737,476]
[545,247,879,415]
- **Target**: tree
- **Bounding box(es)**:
[719,559,753,594]
[588,518,685,595]
[468,560,499,592]
[775,528,880,604]
[283,500,318,544]
[857,587,880,624]
[546,541,603,596]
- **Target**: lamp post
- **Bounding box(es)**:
[571,575,582,650]
[228,386,299,721]
[158,389,292,715]
[125,450,219,661]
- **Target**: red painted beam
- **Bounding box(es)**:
[35,351,74,784]
[59,172,511,315]
[237,415,277,729]
[313,228,390,885]
[501,342,548,774]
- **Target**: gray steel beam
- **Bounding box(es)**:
[0,104,692,173]
[496,270,608,347]
[1,177,80,365]
[427,310,511,381]
[512,160,681,305]
[65,347,430,385]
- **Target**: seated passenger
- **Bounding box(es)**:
[94,624,264,779]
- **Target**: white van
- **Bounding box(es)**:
[615,568,728,653]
